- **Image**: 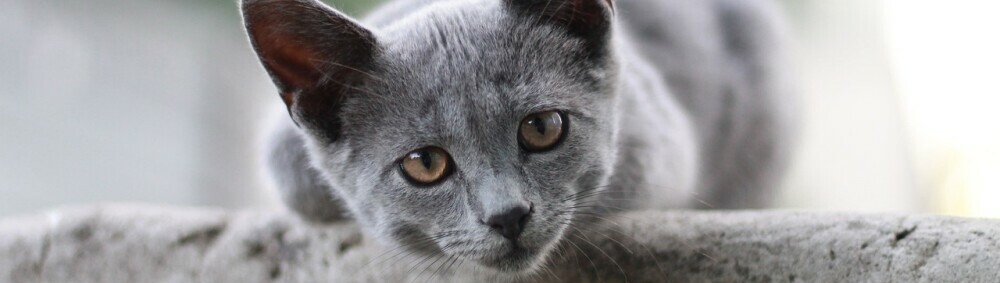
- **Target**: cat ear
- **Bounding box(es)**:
[242,0,378,137]
[506,0,615,43]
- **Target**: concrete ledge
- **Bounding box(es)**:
[1,204,998,282]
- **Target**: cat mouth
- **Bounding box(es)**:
[472,220,568,273]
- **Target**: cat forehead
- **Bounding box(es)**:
[367,5,595,101]
[334,1,607,149]
[376,0,589,73]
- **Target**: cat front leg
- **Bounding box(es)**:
[263,118,350,223]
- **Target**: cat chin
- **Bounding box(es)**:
[473,246,544,273]
[467,237,561,274]
[484,223,569,274]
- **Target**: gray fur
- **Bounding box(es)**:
[243,0,793,275]
[262,117,349,222]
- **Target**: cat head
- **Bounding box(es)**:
[243,0,618,273]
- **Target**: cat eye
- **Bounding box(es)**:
[400,147,453,185]
[519,110,567,152]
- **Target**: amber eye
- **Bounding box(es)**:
[519,110,567,152]
[400,147,453,185]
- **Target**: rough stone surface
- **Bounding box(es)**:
[1,204,998,282]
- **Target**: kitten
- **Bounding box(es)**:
[243,0,792,274]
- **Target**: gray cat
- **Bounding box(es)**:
[243,0,793,275]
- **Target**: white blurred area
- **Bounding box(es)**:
[882,0,1000,218]
[775,0,917,213]
[776,0,1000,218]
[0,0,997,218]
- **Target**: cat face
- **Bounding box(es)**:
[243,0,616,273]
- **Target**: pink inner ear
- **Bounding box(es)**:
[252,28,325,94]
[242,0,377,138]
[264,44,321,90]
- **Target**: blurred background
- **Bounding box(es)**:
[1,0,997,218]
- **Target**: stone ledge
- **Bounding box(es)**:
[1,204,997,282]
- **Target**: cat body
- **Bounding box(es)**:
[246,0,792,274]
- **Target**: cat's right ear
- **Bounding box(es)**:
[242,0,378,139]
[505,0,615,48]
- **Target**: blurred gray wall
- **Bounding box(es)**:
[0,0,272,215]
[0,0,385,217]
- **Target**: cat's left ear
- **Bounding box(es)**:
[506,0,615,45]
[242,0,378,140]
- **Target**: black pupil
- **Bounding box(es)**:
[531,116,547,135]
[420,151,434,169]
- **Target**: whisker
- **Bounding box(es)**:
[562,203,630,213]
[427,255,459,283]
[365,231,458,272]
[563,234,602,282]
[412,253,447,283]
[421,239,470,283]
[365,232,453,263]
[539,262,559,281]
[569,231,629,282]
[364,235,448,269]
[560,182,718,209]
[559,220,670,281]
[561,221,634,256]
[559,185,618,202]
[567,212,627,228]
[400,241,459,283]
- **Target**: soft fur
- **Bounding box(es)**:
[244,0,792,276]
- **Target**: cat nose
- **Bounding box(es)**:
[483,204,533,240]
